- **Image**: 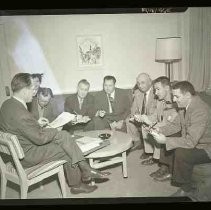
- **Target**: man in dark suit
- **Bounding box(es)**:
[29,87,58,124]
[0,73,110,194]
[64,79,95,133]
[151,81,211,197]
[93,75,131,131]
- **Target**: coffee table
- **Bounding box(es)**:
[74,129,133,178]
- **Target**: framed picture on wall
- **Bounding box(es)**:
[76,35,103,67]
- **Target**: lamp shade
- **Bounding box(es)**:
[155,37,182,63]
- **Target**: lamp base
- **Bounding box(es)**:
[165,63,173,82]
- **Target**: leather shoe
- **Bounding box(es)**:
[171,188,199,201]
[170,188,187,197]
[140,153,151,160]
[150,165,169,178]
[141,157,157,166]
[82,169,111,182]
[150,168,163,178]
[153,173,172,182]
[70,183,98,194]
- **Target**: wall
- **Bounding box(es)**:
[1,12,182,94]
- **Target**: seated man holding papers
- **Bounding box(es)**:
[64,79,95,134]
[0,73,110,195]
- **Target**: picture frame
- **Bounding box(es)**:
[76,35,103,67]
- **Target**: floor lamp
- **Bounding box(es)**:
[155,37,182,81]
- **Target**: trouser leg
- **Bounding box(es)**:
[126,118,141,142]
[159,146,174,172]
[152,141,161,160]
[22,147,82,187]
[44,152,82,187]
[83,120,95,131]
[53,131,85,165]
[92,116,110,130]
[172,148,211,192]
[142,128,154,154]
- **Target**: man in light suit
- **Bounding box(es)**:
[29,87,58,125]
[0,73,110,195]
[135,77,178,173]
[126,73,157,159]
[93,75,131,131]
[151,81,211,197]
[64,79,95,133]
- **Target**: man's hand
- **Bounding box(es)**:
[57,126,63,131]
[38,117,49,127]
[140,114,152,125]
[150,131,167,144]
[82,116,91,123]
[72,115,83,124]
[134,114,152,125]
[95,110,106,118]
[133,114,142,122]
[115,120,124,129]
[72,115,91,124]
[110,121,117,130]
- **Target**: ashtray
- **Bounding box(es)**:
[98,133,111,140]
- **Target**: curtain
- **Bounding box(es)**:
[187,7,211,92]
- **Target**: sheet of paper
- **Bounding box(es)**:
[76,136,103,153]
[48,112,76,128]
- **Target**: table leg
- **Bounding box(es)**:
[122,151,128,178]
[89,159,96,185]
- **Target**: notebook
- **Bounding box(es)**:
[75,136,110,156]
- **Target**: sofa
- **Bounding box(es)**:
[191,92,211,201]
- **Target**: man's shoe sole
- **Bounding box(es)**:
[153,174,172,182]
[70,185,97,194]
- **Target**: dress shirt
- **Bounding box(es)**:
[145,87,152,105]
[77,96,84,110]
[107,90,115,113]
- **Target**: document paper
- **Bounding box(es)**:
[48,112,76,128]
[76,136,103,153]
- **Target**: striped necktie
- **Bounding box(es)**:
[141,93,146,115]
[108,93,114,112]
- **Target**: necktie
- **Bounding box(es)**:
[141,93,146,115]
[183,108,186,118]
[79,98,83,110]
[179,108,186,119]
[108,93,114,112]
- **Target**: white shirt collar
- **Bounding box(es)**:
[146,87,151,95]
[186,100,191,110]
[107,89,115,113]
[107,89,115,98]
[144,87,151,102]
[13,96,27,110]
[77,95,84,102]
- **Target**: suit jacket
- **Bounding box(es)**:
[131,87,157,116]
[64,93,95,118]
[159,95,211,159]
[0,97,58,164]
[29,97,57,122]
[94,88,131,122]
